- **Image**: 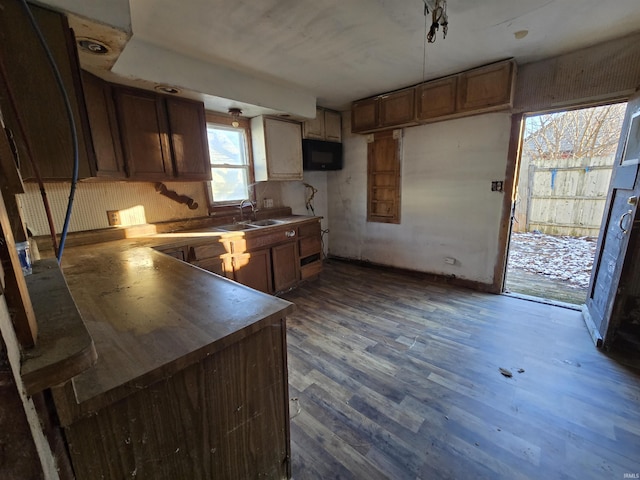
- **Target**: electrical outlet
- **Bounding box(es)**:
[491,181,504,192]
[263,198,274,208]
[107,210,121,226]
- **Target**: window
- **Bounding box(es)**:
[205,113,253,207]
[367,129,402,223]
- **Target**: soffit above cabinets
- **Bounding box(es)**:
[42,0,640,115]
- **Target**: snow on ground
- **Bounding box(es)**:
[507,232,597,289]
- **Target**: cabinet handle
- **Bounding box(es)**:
[285,230,296,238]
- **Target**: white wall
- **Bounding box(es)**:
[328,112,512,285]
[280,172,329,255]
[18,110,510,287]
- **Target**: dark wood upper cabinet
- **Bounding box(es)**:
[114,87,172,181]
[81,71,126,178]
[166,97,211,180]
[0,1,210,183]
[352,59,516,133]
[353,89,417,134]
[416,76,457,121]
[0,1,95,181]
[351,97,379,133]
[378,88,417,129]
[457,61,515,113]
[112,87,211,182]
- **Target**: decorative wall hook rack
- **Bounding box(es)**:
[155,183,198,210]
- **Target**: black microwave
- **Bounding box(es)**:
[302,139,343,171]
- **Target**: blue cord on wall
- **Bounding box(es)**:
[18,0,79,264]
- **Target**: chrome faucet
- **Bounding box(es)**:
[239,199,256,222]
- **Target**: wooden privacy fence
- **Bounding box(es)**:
[513,158,613,237]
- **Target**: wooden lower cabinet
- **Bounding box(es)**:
[232,241,300,294]
[160,247,186,261]
[58,317,291,480]
[272,242,299,292]
[298,220,323,280]
[158,219,322,293]
[232,220,321,289]
[232,248,273,293]
[192,256,225,276]
[189,243,226,276]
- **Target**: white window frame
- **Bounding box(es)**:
[205,113,255,211]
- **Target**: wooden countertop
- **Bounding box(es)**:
[50,216,321,425]
[22,259,97,395]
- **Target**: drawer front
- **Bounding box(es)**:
[298,221,320,238]
[240,228,298,251]
[192,258,225,276]
[159,247,186,261]
[300,261,322,280]
[191,243,226,260]
[299,236,321,258]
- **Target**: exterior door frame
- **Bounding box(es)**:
[493,113,524,294]
[584,94,640,348]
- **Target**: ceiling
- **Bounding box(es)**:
[50,0,640,117]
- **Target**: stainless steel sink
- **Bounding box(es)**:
[249,219,285,227]
[215,219,286,231]
[216,223,260,231]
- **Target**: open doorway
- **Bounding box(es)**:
[504,102,627,306]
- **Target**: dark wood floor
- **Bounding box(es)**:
[281,260,640,480]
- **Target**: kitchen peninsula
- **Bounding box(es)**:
[42,217,322,479]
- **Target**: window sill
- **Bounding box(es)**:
[207,203,246,216]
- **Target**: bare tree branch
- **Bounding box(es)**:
[523,104,626,162]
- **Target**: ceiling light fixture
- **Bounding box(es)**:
[77,37,110,55]
[154,85,181,95]
[423,0,448,44]
[229,108,242,128]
